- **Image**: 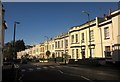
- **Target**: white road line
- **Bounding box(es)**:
[36,67,41,70]
[43,67,48,69]
[28,68,34,71]
[35,64,39,66]
[14,64,19,68]
[58,70,64,74]
[18,74,24,82]
[49,66,55,69]
[81,76,93,82]
[21,69,26,72]
[60,71,93,82]
[55,66,61,68]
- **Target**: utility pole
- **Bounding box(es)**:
[44,36,50,62]
[0,3,7,82]
[64,38,66,64]
[13,21,20,61]
[45,36,49,51]
[0,2,2,82]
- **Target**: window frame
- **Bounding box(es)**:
[72,49,74,59]
[104,27,110,40]
[71,35,74,43]
[81,33,84,43]
[90,30,94,42]
[76,34,78,43]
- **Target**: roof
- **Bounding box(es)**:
[70,19,96,30]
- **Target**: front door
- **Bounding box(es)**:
[81,50,85,59]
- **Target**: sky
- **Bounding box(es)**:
[3,2,118,45]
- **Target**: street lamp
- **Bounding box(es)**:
[13,21,20,60]
[44,36,50,62]
[82,11,92,58]
[44,36,49,51]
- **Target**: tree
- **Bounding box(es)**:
[15,40,25,52]
[4,42,13,60]
[4,39,26,61]
[46,50,51,59]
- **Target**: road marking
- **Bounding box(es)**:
[28,68,34,71]
[43,67,48,69]
[55,66,61,68]
[14,64,19,68]
[49,66,55,69]
[36,67,41,70]
[21,69,26,72]
[58,70,64,74]
[18,74,24,82]
[35,64,39,66]
[61,72,93,82]
[81,76,93,82]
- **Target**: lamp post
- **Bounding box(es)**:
[44,36,49,51]
[13,21,20,60]
[82,11,92,58]
[64,38,67,64]
[44,36,50,62]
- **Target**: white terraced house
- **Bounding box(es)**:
[17,9,120,64]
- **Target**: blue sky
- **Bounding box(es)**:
[3,2,118,45]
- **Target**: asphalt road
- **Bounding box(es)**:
[3,62,120,82]
[19,63,88,81]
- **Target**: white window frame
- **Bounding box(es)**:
[90,30,94,42]
[104,27,110,39]
[81,33,84,43]
[72,49,74,59]
[76,34,78,43]
[76,49,79,59]
[71,35,74,43]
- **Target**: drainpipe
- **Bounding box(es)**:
[96,17,104,58]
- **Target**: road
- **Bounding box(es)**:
[18,63,88,81]
[3,62,120,82]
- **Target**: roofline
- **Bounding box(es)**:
[69,19,96,30]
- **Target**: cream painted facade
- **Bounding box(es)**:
[69,9,120,63]
[32,44,41,58]
[69,20,97,60]
[47,39,55,58]
[17,9,120,63]
[54,33,70,59]
[17,44,40,59]
[44,40,50,59]
[39,43,45,59]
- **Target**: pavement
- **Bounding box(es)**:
[30,62,60,66]
[2,63,21,82]
[66,63,120,71]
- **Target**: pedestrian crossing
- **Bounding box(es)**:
[28,68,34,71]
[49,66,55,68]
[21,69,26,72]
[21,65,62,72]
[36,67,41,70]
[43,67,48,69]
